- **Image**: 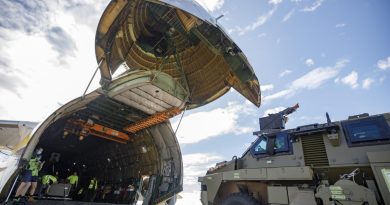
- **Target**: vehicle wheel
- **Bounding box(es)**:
[220,192,259,205]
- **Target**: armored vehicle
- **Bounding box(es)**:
[199,105,390,205]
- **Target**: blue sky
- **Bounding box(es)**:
[173,0,390,201]
[0,0,389,203]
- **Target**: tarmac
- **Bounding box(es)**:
[28,201,129,205]
[3,199,130,205]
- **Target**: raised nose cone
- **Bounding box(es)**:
[95,0,261,109]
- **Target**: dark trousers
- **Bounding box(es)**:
[84,189,96,202]
[38,184,49,198]
[69,185,77,199]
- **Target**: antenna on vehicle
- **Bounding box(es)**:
[326,112,332,125]
[216,14,224,23]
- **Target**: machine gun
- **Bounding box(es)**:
[258,103,299,134]
[256,103,342,156]
[256,104,340,146]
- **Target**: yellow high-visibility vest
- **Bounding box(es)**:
[28,157,41,176]
[78,188,84,195]
[88,179,98,190]
[67,175,79,185]
[42,175,57,185]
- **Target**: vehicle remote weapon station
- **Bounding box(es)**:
[0,0,260,204]
[199,105,390,205]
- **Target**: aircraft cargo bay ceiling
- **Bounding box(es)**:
[95,0,261,109]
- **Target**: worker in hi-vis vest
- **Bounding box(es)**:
[38,174,58,198]
[14,148,45,202]
[84,177,98,202]
[67,171,79,198]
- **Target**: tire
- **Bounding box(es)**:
[220,192,259,205]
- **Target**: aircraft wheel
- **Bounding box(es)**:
[220,192,259,205]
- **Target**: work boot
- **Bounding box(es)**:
[27,196,36,202]
[12,196,27,205]
[12,197,20,205]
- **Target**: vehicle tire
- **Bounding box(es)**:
[220,192,259,205]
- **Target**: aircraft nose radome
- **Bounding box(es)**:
[95,0,261,109]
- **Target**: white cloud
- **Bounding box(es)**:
[171,102,255,144]
[282,9,295,22]
[291,67,336,89]
[195,0,225,12]
[263,59,349,102]
[279,69,292,78]
[269,0,283,5]
[335,23,346,28]
[258,33,267,38]
[176,192,202,205]
[263,106,286,117]
[236,6,278,35]
[301,0,324,12]
[287,115,323,128]
[335,59,349,68]
[261,84,274,92]
[362,78,374,89]
[263,89,294,102]
[305,58,315,67]
[293,59,348,89]
[177,152,225,204]
[341,71,359,89]
[0,1,105,121]
[377,56,390,70]
[182,153,224,185]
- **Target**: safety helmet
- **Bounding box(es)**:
[36,147,43,155]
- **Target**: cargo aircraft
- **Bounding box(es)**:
[0,0,261,204]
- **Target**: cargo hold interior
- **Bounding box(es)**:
[28,95,182,204]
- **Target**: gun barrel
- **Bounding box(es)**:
[280,103,299,116]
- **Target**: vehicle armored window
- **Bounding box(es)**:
[342,115,390,146]
[250,132,291,156]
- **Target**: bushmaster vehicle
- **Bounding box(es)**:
[0,0,261,204]
[199,105,390,205]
